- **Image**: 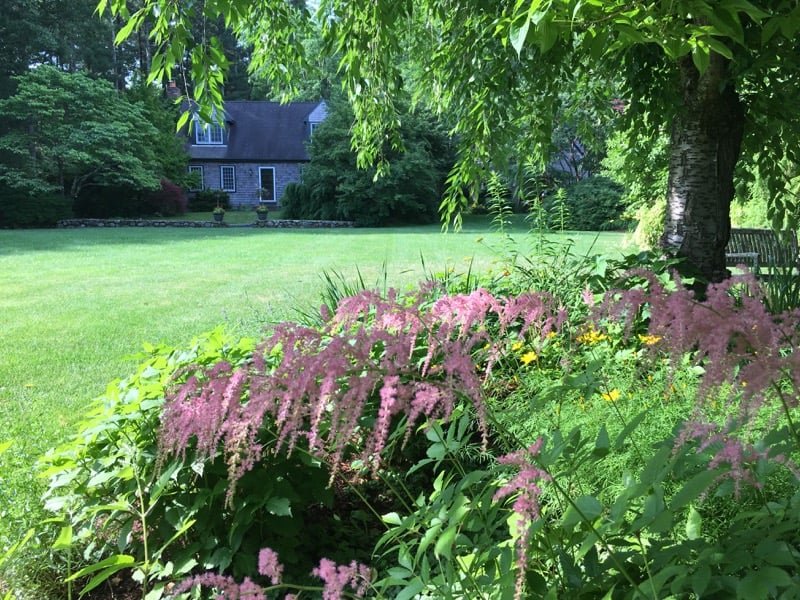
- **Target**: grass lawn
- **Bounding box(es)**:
[0,217,629,587]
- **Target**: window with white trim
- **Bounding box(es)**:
[220,165,236,192]
[188,165,204,191]
[194,119,224,145]
[309,122,321,136]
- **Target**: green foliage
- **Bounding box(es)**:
[537,177,628,232]
[632,197,667,250]
[40,329,257,598]
[0,66,164,199]
[0,187,72,228]
[287,99,455,226]
[602,129,669,214]
[188,189,231,212]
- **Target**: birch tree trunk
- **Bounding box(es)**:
[661,52,744,283]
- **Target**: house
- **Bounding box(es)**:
[185,100,328,208]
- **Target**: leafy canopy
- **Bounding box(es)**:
[101,0,800,226]
[0,66,163,198]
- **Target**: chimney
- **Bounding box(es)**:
[166,80,181,101]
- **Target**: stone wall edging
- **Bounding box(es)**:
[57,218,355,229]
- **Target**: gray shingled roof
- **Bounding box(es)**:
[188,101,325,162]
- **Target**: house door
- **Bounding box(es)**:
[259,167,275,203]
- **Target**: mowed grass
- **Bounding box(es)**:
[0,217,628,562]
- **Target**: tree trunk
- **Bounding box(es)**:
[661,52,744,283]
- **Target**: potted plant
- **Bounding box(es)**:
[212,205,225,222]
[256,204,269,221]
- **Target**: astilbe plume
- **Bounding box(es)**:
[493,438,551,600]
[159,286,563,494]
[596,269,800,487]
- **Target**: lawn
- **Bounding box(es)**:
[0,220,629,569]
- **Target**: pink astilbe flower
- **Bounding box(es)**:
[257,547,283,585]
[493,438,552,600]
[159,286,564,490]
[312,558,372,599]
[597,269,800,491]
[173,572,266,600]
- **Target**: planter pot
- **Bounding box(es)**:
[213,213,224,222]
[257,212,268,221]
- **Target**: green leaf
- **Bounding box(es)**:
[593,426,610,457]
[670,468,721,510]
[613,410,647,449]
[692,45,710,74]
[691,565,711,597]
[52,525,73,550]
[434,524,457,559]
[0,440,12,455]
[737,567,792,598]
[266,496,292,517]
[395,578,426,600]
[685,506,702,540]
[563,495,603,529]
[65,554,136,582]
[510,20,530,57]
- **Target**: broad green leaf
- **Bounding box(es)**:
[52,525,73,550]
[65,554,136,582]
[670,468,721,510]
[613,410,648,449]
[395,578,426,600]
[685,506,702,540]
[0,440,12,455]
[434,524,457,559]
[593,425,610,457]
[691,565,711,597]
[563,495,603,529]
[692,45,710,74]
[266,496,292,517]
[510,20,530,56]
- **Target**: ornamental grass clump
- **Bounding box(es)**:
[158,286,565,498]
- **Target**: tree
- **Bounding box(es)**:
[284,97,455,226]
[0,66,165,200]
[101,0,800,282]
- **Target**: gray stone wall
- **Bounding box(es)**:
[58,218,354,229]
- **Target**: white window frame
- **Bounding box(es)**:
[194,119,224,145]
[188,165,204,191]
[220,165,236,192]
[309,121,320,136]
[259,167,276,202]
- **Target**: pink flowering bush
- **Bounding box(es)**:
[158,286,565,495]
[38,245,800,600]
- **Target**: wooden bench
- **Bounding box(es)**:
[725,228,800,275]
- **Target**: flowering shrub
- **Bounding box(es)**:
[37,249,800,599]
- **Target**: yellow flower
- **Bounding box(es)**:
[511,341,524,351]
[602,388,621,403]
[576,327,610,344]
[520,351,538,365]
[546,331,556,339]
[638,334,662,345]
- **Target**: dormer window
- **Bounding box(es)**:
[194,118,224,145]
[309,121,320,136]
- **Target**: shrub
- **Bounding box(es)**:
[73,185,143,218]
[35,242,800,600]
[540,175,627,231]
[189,189,231,212]
[0,188,72,228]
[632,196,666,250]
[294,98,454,226]
[280,182,312,219]
[142,178,188,216]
